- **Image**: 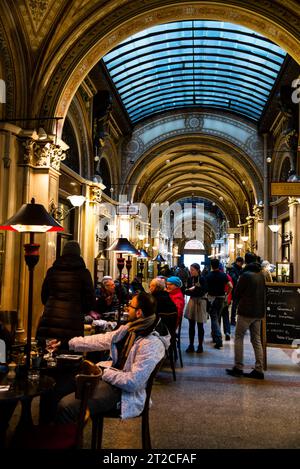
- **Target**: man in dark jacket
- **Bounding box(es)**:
[226,252,266,379]
[37,240,95,348]
[228,256,244,325]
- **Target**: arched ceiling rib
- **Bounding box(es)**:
[125,139,260,227]
[102,20,286,124]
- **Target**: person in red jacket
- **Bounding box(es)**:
[166,276,185,327]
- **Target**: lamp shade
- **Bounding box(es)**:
[107,237,139,255]
[138,248,149,258]
[0,198,64,232]
[153,253,165,262]
[268,224,280,233]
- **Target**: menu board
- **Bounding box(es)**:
[265,283,300,345]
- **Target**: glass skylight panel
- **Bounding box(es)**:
[102,20,286,123]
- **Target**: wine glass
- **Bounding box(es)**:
[45,338,57,367]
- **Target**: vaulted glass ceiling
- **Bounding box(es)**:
[102,21,286,124]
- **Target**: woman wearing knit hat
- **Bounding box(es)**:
[166,276,185,328]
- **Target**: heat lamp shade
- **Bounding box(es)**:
[107,237,139,255]
[138,248,150,258]
[153,254,165,262]
[0,200,64,232]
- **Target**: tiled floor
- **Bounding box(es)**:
[6,318,300,449]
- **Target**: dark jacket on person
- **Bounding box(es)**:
[228,262,243,289]
[37,254,95,346]
[185,275,207,298]
[234,262,266,318]
[152,290,178,337]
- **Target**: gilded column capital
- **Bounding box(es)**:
[288,196,300,206]
[253,205,264,221]
[22,139,66,170]
[90,185,103,203]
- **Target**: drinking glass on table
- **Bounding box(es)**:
[45,338,60,367]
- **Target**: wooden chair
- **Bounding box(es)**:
[159,312,177,381]
[91,357,164,450]
[175,316,183,368]
[11,360,101,449]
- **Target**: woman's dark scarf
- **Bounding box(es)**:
[116,314,156,369]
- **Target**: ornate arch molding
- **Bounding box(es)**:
[37,1,300,132]
[122,110,263,172]
[0,25,15,117]
[0,4,30,117]
[272,138,292,182]
[124,130,263,204]
[101,135,119,187]
[66,96,92,178]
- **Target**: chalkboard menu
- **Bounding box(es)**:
[265,283,300,345]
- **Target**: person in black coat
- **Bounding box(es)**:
[36,240,95,349]
[226,253,266,379]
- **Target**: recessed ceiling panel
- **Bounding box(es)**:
[102,20,286,123]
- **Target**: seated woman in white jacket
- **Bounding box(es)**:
[56,292,170,422]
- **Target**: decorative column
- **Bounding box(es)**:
[81,184,104,275]
[16,135,67,341]
[288,197,300,282]
[253,205,264,258]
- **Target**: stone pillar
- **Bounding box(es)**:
[288,197,300,282]
[263,133,270,260]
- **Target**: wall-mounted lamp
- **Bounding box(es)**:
[268,224,293,243]
[49,195,86,221]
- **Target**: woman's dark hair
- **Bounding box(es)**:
[190,263,200,272]
[136,292,157,317]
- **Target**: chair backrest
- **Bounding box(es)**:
[158,312,177,339]
[75,360,102,447]
[141,356,165,417]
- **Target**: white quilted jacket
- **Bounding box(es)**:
[68,324,170,419]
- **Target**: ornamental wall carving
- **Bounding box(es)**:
[22,139,66,171]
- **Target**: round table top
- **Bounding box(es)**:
[0,373,55,401]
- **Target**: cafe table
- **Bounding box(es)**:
[0,372,55,446]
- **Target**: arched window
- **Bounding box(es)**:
[279,157,291,182]
[99,157,112,196]
[184,239,205,250]
[62,118,80,174]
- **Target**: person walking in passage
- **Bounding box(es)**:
[184,263,207,353]
[227,256,244,326]
[56,292,170,422]
[206,259,232,349]
[226,252,266,379]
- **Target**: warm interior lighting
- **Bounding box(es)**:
[67,195,86,207]
[0,198,64,370]
[240,236,249,242]
[268,224,280,233]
